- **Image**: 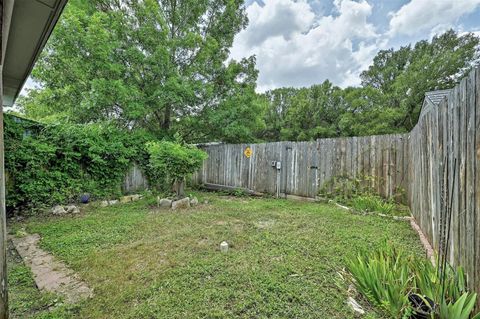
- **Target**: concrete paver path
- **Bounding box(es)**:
[11,234,93,303]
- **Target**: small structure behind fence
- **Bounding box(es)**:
[193,67,480,300]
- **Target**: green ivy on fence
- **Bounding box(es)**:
[4,115,154,213]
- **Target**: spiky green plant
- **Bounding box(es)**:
[347,243,413,317]
[347,243,480,318]
[412,260,467,304]
[438,293,480,319]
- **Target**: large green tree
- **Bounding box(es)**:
[258,87,298,141]
[20,0,263,142]
[361,30,479,129]
[281,81,345,141]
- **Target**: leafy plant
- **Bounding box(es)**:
[438,293,480,319]
[347,243,480,319]
[351,195,396,215]
[319,175,371,201]
[4,115,154,213]
[146,141,207,198]
[413,260,467,304]
[319,175,407,216]
[233,188,248,197]
[347,242,412,317]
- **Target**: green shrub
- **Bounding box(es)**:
[4,116,154,212]
[318,175,407,216]
[413,259,466,304]
[146,140,207,197]
[319,175,376,201]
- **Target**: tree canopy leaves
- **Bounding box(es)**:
[20,0,263,143]
[18,0,480,144]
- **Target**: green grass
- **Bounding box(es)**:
[8,192,423,318]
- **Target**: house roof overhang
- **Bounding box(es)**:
[2,0,68,107]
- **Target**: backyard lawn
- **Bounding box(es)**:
[8,192,424,319]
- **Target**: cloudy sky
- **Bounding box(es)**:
[230,0,480,92]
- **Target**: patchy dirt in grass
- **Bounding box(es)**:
[254,219,276,229]
[10,233,93,303]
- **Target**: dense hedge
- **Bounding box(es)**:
[4,115,153,213]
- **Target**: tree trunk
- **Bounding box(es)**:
[173,178,185,198]
[162,105,171,130]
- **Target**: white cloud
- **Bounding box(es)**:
[389,0,480,36]
[231,0,380,91]
[242,0,315,46]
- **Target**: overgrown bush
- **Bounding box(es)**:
[5,115,154,213]
[347,243,480,318]
[146,140,207,198]
[319,175,407,216]
[319,175,376,201]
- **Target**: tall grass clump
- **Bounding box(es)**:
[318,175,408,216]
[350,195,396,215]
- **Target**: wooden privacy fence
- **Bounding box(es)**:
[194,67,480,297]
[194,135,409,200]
[123,163,148,194]
[408,68,480,297]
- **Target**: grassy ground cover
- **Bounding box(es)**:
[8,192,423,318]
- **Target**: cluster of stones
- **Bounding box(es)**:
[157,196,199,210]
[101,194,143,207]
[120,194,143,203]
[100,199,119,207]
[51,205,80,215]
[52,194,144,214]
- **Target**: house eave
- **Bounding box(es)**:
[2,0,68,107]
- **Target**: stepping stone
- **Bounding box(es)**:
[10,234,93,303]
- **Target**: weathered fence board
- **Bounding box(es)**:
[475,68,480,302]
[122,163,148,194]
[408,68,479,303]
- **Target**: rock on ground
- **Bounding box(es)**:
[172,197,190,210]
[190,197,199,206]
[52,205,66,215]
[120,194,143,203]
[101,200,120,207]
[158,198,172,208]
[52,205,80,215]
[347,297,365,314]
[65,205,80,214]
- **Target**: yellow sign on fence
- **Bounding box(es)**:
[244,147,252,158]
